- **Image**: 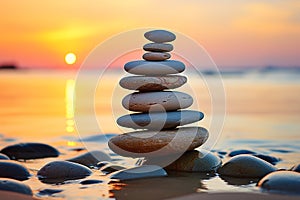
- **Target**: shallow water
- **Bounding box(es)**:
[0,69,299,199]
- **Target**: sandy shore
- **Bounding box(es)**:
[169,192,299,200]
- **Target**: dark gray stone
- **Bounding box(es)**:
[143,43,174,52]
[38,161,92,183]
[100,164,126,174]
[0,153,9,160]
[80,179,103,185]
[124,60,185,75]
[218,155,277,178]
[0,178,32,195]
[0,160,30,181]
[0,143,59,160]
[117,110,204,130]
[228,149,256,157]
[67,151,111,167]
[144,30,176,43]
[258,171,300,194]
[110,165,167,181]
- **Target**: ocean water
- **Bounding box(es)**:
[0,68,299,199]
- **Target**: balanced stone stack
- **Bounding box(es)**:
[108,30,209,167]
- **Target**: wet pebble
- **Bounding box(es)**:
[258,171,300,194]
[110,165,167,181]
[67,150,111,167]
[290,164,300,172]
[218,155,277,178]
[0,160,30,181]
[100,164,126,174]
[38,161,92,183]
[228,149,255,157]
[0,153,9,160]
[0,143,59,160]
[0,178,32,195]
[38,188,63,196]
[80,179,103,185]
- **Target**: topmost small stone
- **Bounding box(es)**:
[144,30,176,43]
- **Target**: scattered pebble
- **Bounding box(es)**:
[110,165,167,181]
[37,188,63,196]
[0,153,9,160]
[0,160,30,181]
[290,164,300,172]
[38,161,92,183]
[258,171,300,194]
[218,155,277,178]
[0,143,59,160]
[80,179,103,185]
[100,164,126,174]
[0,178,32,195]
[67,150,111,167]
[228,149,255,157]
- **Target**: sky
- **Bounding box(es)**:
[0,0,299,69]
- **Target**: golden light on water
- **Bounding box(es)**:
[65,53,77,65]
[65,79,75,133]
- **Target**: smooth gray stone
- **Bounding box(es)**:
[141,149,221,172]
[218,155,277,178]
[67,150,111,167]
[258,171,300,194]
[143,52,171,61]
[38,161,92,183]
[0,153,9,160]
[108,127,209,158]
[110,165,167,181]
[166,149,221,172]
[0,143,59,160]
[122,91,193,112]
[0,160,30,181]
[290,164,300,172]
[144,30,176,43]
[0,178,32,196]
[124,60,185,75]
[117,110,204,130]
[143,43,174,52]
[119,75,187,91]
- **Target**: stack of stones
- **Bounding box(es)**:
[108,30,209,168]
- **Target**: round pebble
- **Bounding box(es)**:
[67,150,111,167]
[258,171,300,194]
[124,60,185,75]
[119,75,187,91]
[143,43,174,52]
[143,52,171,61]
[0,160,30,181]
[117,110,204,130]
[165,149,222,172]
[122,91,193,112]
[0,153,9,160]
[110,165,167,181]
[144,30,176,43]
[0,178,32,196]
[0,143,59,160]
[291,164,300,172]
[228,149,255,157]
[38,161,92,183]
[218,155,277,178]
[108,127,209,157]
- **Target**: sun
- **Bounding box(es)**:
[65,53,77,65]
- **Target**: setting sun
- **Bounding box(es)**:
[65,53,77,65]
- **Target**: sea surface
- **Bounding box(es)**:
[0,68,299,199]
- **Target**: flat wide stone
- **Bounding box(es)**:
[143,43,174,52]
[117,110,204,130]
[144,30,176,43]
[119,75,187,91]
[108,127,209,157]
[122,91,193,112]
[124,60,185,75]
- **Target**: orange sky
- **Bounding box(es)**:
[0,0,299,69]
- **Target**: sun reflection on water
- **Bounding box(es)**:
[65,79,75,133]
